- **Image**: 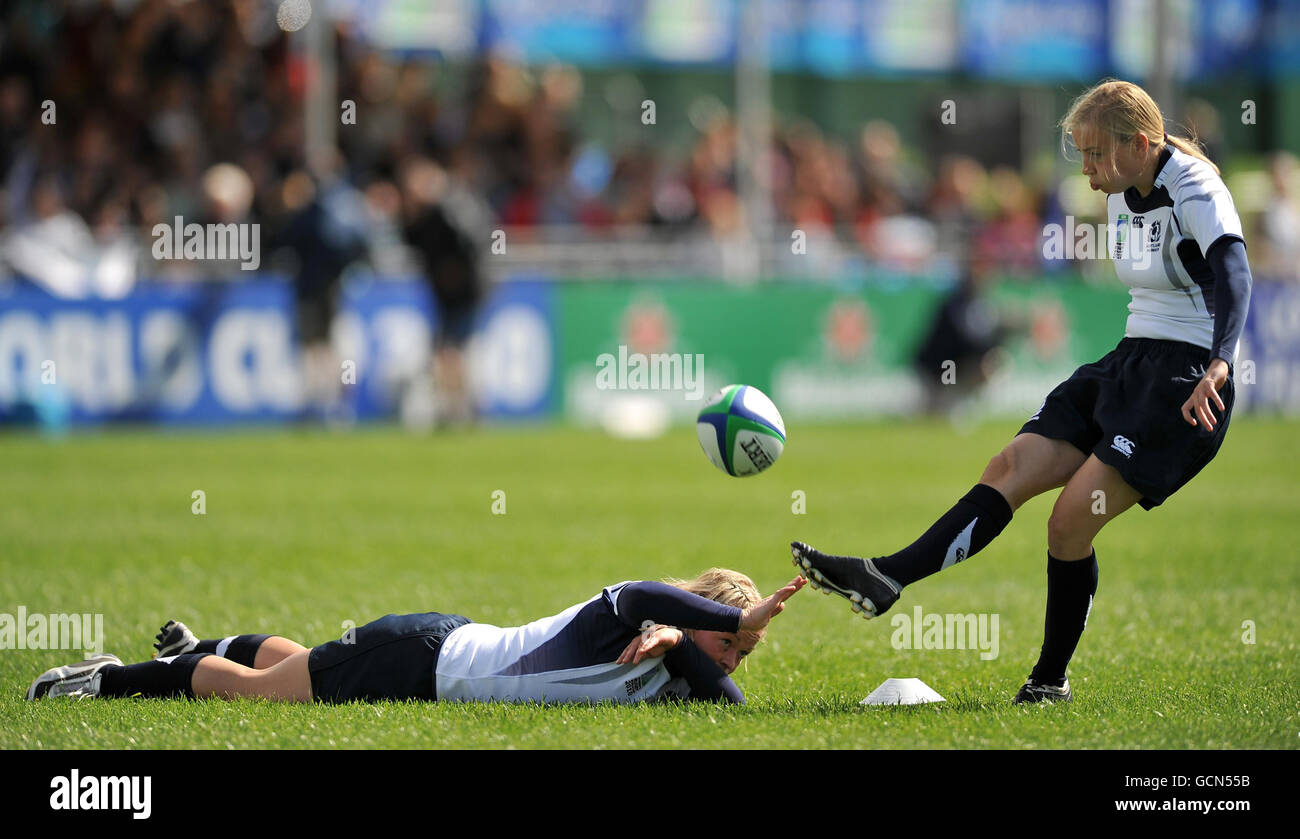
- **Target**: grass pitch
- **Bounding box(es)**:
[2,418,1296,749]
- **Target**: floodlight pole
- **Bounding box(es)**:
[736,0,773,283]
[300,6,337,176]
[1150,0,1178,124]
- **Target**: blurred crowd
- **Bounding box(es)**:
[1,0,1298,300]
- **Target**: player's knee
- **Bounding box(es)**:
[981,449,1015,484]
[1046,509,1068,548]
[1046,505,1088,556]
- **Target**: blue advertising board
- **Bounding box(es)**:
[0,278,556,426]
[961,0,1108,80]
[1236,281,1300,414]
[352,0,1290,79]
[480,0,633,64]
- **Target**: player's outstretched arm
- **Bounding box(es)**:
[614,581,745,632]
[615,575,806,665]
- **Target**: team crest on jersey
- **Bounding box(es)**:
[1114,214,1128,259]
[1147,219,1161,251]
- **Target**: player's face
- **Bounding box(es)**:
[692,629,758,675]
[1074,124,1144,195]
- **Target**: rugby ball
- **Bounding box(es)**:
[696,384,786,477]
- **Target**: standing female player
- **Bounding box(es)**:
[792,79,1253,703]
[28,569,804,706]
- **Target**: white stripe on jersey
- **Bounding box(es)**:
[1109,146,1245,361]
[434,584,672,704]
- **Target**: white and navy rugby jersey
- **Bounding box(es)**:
[1108,144,1251,364]
[434,581,744,705]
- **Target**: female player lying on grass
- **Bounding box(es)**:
[27,570,805,705]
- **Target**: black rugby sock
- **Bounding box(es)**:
[98,653,211,699]
[191,634,271,667]
[873,484,1014,587]
[1028,551,1099,685]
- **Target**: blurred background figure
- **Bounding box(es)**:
[1258,152,1300,284]
[4,172,137,298]
[400,155,489,428]
[273,153,368,423]
[913,248,1022,418]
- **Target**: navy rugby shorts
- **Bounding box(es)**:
[308,612,472,703]
[1018,337,1235,510]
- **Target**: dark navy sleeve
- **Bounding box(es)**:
[663,637,745,704]
[610,581,743,633]
[1205,236,1253,367]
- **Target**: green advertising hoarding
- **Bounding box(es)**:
[552,279,1132,426]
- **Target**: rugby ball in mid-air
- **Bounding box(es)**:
[696,384,786,477]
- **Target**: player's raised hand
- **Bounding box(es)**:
[739,575,807,632]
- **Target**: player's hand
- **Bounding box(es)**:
[616,624,683,665]
[1181,358,1230,430]
[739,575,807,633]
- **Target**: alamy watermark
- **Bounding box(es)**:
[890,606,999,660]
[152,216,261,270]
[1042,215,1156,270]
[0,607,104,654]
[50,770,151,820]
[595,345,705,400]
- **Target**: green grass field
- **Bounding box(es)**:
[2,418,1296,749]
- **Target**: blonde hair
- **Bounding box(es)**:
[664,567,764,641]
[1060,78,1219,176]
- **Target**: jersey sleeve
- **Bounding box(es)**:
[662,637,745,704]
[1174,170,1244,258]
[606,581,743,633]
[1205,237,1253,366]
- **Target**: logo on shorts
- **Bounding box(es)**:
[1172,363,1208,384]
[1111,435,1136,458]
